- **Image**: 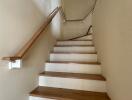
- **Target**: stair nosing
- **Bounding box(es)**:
[54,46,95,48]
[55,45,94,47]
[46,61,101,65]
[39,71,106,81]
[73,39,93,41]
[50,53,97,55]
[51,52,97,54]
[58,40,93,41]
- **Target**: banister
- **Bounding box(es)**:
[2,7,61,62]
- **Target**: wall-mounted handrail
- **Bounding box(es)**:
[2,7,61,62]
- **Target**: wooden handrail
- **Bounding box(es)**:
[3,7,61,61]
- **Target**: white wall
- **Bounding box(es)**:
[0,0,61,100]
[93,0,132,100]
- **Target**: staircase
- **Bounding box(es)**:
[29,34,110,100]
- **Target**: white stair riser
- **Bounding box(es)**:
[53,47,96,53]
[56,41,93,46]
[45,63,101,74]
[39,76,106,92]
[50,54,97,62]
[29,96,54,100]
[75,35,93,40]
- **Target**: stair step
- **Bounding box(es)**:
[30,86,110,100]
[51,52,97,54]
[55,44,94,47]
[56,41,93,46]
[50,53,97,62]
[47,61,101,64]
[53,46,96,53]
[68,33,93,41]
[58,40,93,41]
[40,72,105,80]
[75,35,93,40]
[39,72,106,92]
[45,62,101,74]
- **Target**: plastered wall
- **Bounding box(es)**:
[62,0,95,20]
[0,0,61,100]
[93,0,132,100]
[62,13,93,40]
[61,0,95,40]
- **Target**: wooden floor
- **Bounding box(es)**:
[30,86,110,100]
[40,71,106,81]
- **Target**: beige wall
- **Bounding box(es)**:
[0,0,61,100]
[62,13,93,40]
[61,0,95,40]
[51,0,63,39]
[93,0,132,100]
[62,0,95,20]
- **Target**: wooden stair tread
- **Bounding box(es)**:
[51,52,97,54]
[30,86,110,100]
[47,61,101,65]
[40,71,106,81]
[55,45,94,47]
[79,39,93,40]
[68,33,93,41]
[58,40,93,41]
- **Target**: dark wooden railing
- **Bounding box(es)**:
[2,7,61,61]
